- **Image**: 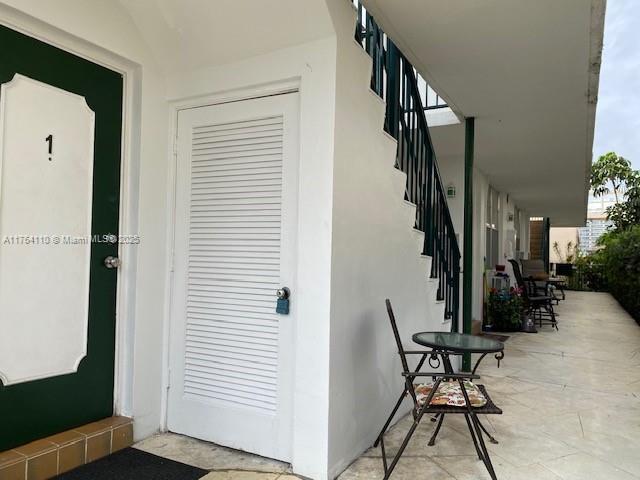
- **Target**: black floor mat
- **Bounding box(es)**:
[57,448,208,480]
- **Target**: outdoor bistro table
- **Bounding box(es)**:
[411,332,505,480]
[546,277,567,302]
[412,332,504,380]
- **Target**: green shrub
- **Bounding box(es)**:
[569,256,607,291]
[592,226,640,321]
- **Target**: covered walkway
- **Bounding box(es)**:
[135,292,640,479]
[342,291,640,479]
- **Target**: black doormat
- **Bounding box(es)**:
[57,448,208,480]
[479,333,510,342]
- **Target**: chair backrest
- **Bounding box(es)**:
[385,299,410,373]
[508,259,526,289]
[508,259,532,300]
[521,259,547,278]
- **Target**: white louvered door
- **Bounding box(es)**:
[168,93,298,461]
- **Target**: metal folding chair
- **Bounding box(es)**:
[374,300,503,479]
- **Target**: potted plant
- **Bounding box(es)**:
[487,287,523,331]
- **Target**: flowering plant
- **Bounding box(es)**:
[487,287,523,331]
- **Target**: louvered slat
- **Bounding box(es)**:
[183,115,283,414]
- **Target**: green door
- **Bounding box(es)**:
[0,25,122,450]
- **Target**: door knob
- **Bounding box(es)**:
[104,256,121,269]
[276,287,290,299]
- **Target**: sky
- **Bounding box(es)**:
[592,0,640,170]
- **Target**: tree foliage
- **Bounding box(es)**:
[589,152,640,232]
[606,174,640,231]
[591,152,633,203]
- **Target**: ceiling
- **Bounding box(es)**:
[364,0,606,226]
[117,0,335,74]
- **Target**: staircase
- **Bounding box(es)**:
[354,1,461,329]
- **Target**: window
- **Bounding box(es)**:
[514,207,521,252]
[485,187,500,269]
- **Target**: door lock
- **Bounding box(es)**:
[276,287,290,315]
[104,256,121,269]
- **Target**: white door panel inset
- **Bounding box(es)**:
[0,74,94,385]
[168,93,298,462]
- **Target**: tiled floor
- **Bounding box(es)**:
[136,291,640,479]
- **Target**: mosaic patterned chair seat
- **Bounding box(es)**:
[415,380,487,408]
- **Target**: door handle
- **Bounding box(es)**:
[276,287,290,300]
[103,256,121,269]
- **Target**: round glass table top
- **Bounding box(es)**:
[412,332,504,353]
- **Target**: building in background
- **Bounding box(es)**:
[579,214,613,252]
[579,189,617,251]
[550,189,617,261]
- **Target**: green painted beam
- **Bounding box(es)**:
[543,217,551,273]
[462,117,475,371]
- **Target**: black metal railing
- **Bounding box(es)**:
[564,263,607,292]
[423,83,448,110]
[354,2,461,329]
[354,3,448,110]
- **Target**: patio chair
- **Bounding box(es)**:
[374,300,502,479]
[509,259,558,330]
[520,259,549,296]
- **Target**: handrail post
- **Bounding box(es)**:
[386,43,400,138]
[425,145,434,256]
[462,117,475,371]
[453,255,461,332]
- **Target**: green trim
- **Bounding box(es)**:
[543,217,551,272]
[462,117,475,371]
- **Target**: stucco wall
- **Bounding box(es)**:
[471,169,489,324]
[326,1,445,476]
[438,155,464,242]
[550,227,580,263]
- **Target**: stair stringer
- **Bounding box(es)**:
[330,0,449,322]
